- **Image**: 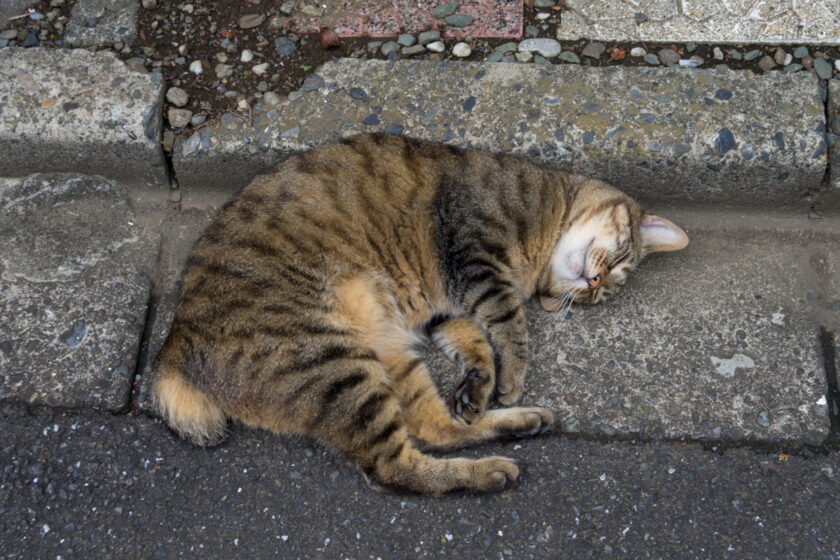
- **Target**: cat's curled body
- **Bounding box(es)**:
[152,133,687,495]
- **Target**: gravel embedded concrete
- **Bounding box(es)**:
[0,174,158,410]
[0,48,167,190]
[64,0,139,47]
[173,60,826,207]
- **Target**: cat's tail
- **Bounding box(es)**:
[150,363,228,447]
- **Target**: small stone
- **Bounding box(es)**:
[773,48,787,65]
[349,87,367,99]
[557,51,580,63]
[713,47,724,60]
[418,31,440,45]
[239,13,265,29]
[678,58,700,68]
[686,42,697,53]
[515,51,533,63]
[728,49,742,61]
[487,52,504,62]
[452,42,471,57]
[533,55,549,65]
[275,36,296,56]
[397,33,416,47]
[168,108,192,128]
[445,14,474,27]
[657,48,679,66]
[0,30,17,40]
[22,32,39,48]
[433,2,459,19]
[381,41,399,56]
[189,60,203,74]
[166,87,189,107]
[643,53,660,65]
[783,53,793,66]
[237,99,249,111]
[793,46,809,59]
[783,63,803,73]
[216,52,229,63]
[263,92,282,107]
[744,49,762,61]
[215,63,233,78]
[630,47,646,57]
[518,38,561,58]
[241,49,254,62]
[757,55,775,71]
[190,114,206,126]
[402,44,425,56]
[835,60,840,72]
[534,0,555,6]
[301,74,324,91]
[252,62,269,75]
[367,40,382,51]
[581,42,605,59]
[525,25,540,38]
[426,40,445,53]
[813,57,833,80]
[496,41,518,54]
[141,0,156,8]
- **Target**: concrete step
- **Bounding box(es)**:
[0,47,167,190]
[556,0,840,45]
[173,59,827,207]
[0,174,160,410]
[135,200,839,447]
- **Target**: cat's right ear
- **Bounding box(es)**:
[639,215,689,253]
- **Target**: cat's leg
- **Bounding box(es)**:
[385,352,553,450]
[300,358,520,494]
[430,316,496,424]
[466,285,529,405]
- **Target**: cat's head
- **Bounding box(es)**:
[538,180,688,310]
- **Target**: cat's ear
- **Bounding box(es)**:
[639,214,689,252]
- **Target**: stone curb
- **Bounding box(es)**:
[172,59,827,207]
[0,174,159,411]
[0,47,167,190]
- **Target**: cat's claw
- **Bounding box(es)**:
[452,368,491,425]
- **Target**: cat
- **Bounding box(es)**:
[150,133,688,495]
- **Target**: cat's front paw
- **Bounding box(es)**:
[495,359,525,405]
[452,367,492,425]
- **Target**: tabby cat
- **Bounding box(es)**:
[151,133,688,495]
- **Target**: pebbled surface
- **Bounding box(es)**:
[173,60,826,206]
[0,402,838,558]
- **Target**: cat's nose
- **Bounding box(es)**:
[587,274,602,289]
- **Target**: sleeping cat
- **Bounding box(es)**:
[151,133,688,495]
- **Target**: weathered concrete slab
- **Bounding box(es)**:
[827,79,840,211]
[0,174,159,410]
[523,215,835,446]
[136,198,835,445]
[557,0,840,45]
[424,212,834,446]
[173,59,826,207]
[135,203,220,411]
[0,48,167,190]
[64,0,139,47]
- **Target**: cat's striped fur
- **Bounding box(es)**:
[151,133,687,494]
